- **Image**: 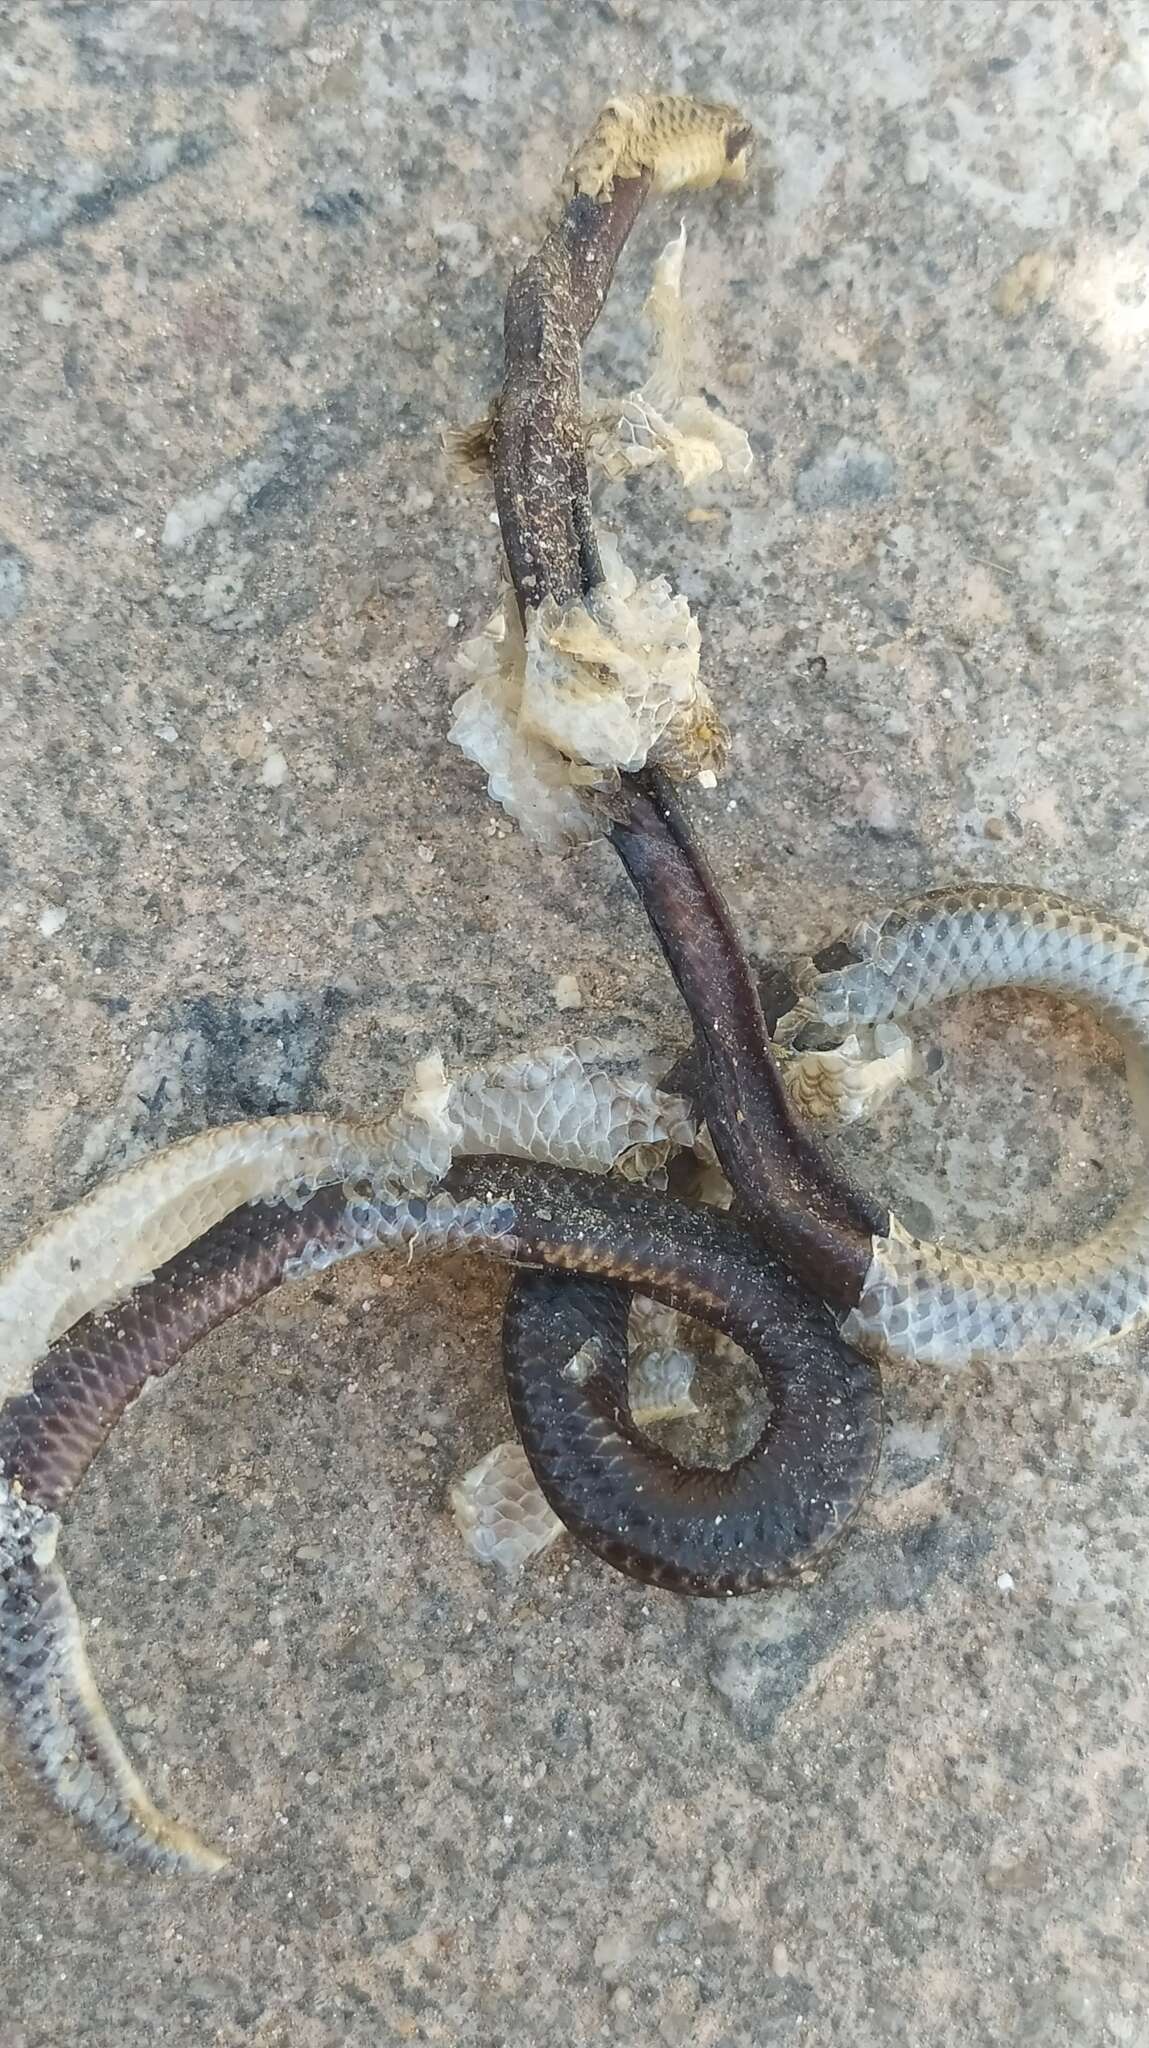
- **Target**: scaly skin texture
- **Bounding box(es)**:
[492,94,751,619]
[609,771,886,1302]
[0,1165,880,1871]
[0,1188,353,1509]
[563,94,753,201]
[0,1187,518,1873]
[0,1481,226,1876]
[774,886,1149,1364]
[490,1169,880,1596]
[0,1048,696,1403]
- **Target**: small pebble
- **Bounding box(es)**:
[553,972,583,1011]
[903,147,929,187]
[0,546,27,623]
[38,906,68,937]
[260,749,289,788]
[994,249,1056,319]
[39,289,74,325]
[861,779,899,835]
[795,434,895,511]
[996,1571,1015,1593]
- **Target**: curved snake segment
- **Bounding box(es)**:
[501,1222,880,1599]
[450,1305,703,1572]
[0,1185,516,1875]
[0,1163,880,1869]
[0,1047,697,1404]
[0,1188,373,1876]
[0,1481,225,1876]
[774,886,1149,1365]
[609,771,887,1302]
[0,1186,362,1510]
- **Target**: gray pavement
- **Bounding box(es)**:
[1,4,1147,2043]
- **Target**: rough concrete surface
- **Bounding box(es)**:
[1,3,1148,2043]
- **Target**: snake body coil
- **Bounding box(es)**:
[774,887,1149,1365]
[0,1165,881,1871]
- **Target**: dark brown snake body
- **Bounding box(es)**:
[1,1163,880,1591]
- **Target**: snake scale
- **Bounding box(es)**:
[2,93,1147,1874]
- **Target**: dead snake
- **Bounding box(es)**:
[3,94,1148,1873]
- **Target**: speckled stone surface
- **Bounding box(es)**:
[2,4,1148,2043]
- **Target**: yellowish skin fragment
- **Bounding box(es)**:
[564,93,753,199]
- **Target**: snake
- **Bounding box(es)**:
[2,93,1147,1874]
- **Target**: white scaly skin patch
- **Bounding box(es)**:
[777,1025,915,1127]
[449,539,725,850]
[0,1049,699,1403]
[588,226,755,489]
[775,887,1149,1365]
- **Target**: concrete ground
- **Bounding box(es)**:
[2,3,1148,2042]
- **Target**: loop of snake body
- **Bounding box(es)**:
[4,867,1148,1872]
[2,92,1147,1873]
